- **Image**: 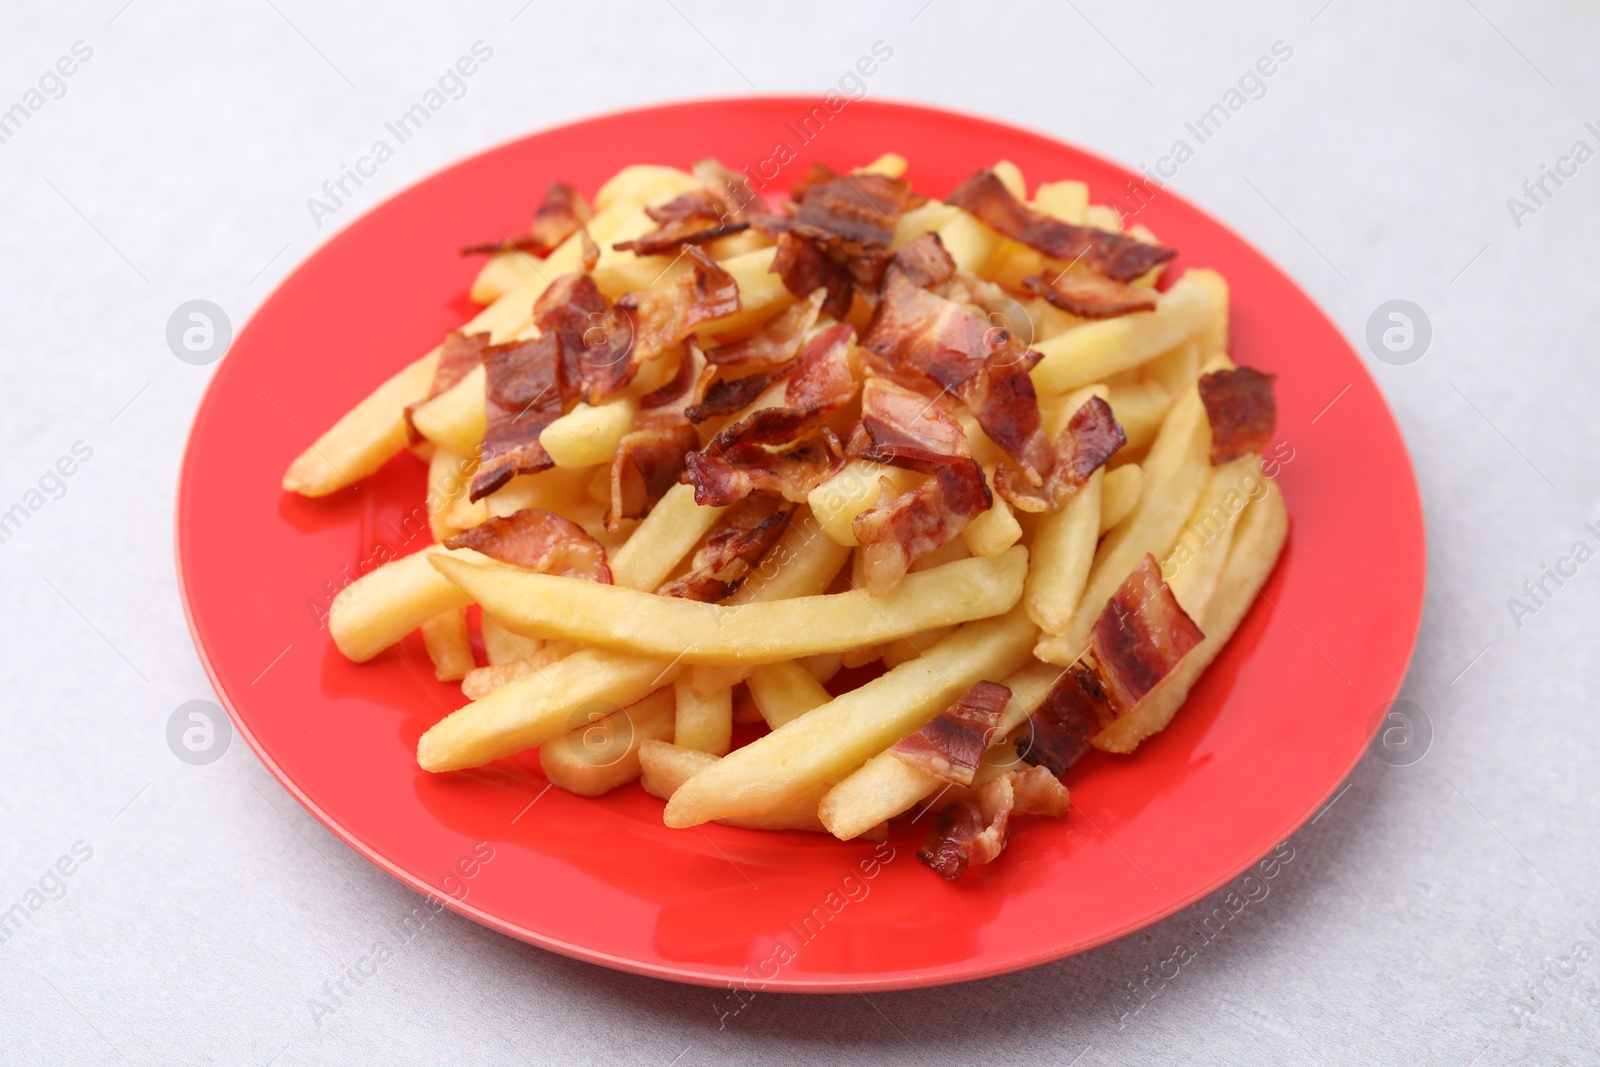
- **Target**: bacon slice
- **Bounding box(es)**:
[657,495,794,602]
[986,391,1126,514]
[852,458,992,595]
[617,246,740,364]
[1198,366,1277,465]
[692,158,785,226]
[532,272,635,403]
[770,171,921,317]
[607,410,700,527]
[888,232,957,291]
[862,269,1002,395]
[683,430,845,507]
[772,230,856,319]
[405,330,489,442]
[891,681,1012,786]
[469,335,564,500]
[612,189,749,256]
[944,170,1175,283]
[1014,666,1117,777]
[460,181,591,257]
[444,508,612,583]
[640,339,714,417]
[705,289,825,368]
[918,766,1070,881]
[685,369,786,424]
[846,377,969,473]
[706,323,857,455]
[1021,271,1158,320]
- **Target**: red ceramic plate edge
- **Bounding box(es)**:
[173,96,1427,992]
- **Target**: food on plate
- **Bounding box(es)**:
[284,154,1287,880]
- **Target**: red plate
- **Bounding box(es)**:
[176,98,1424,991]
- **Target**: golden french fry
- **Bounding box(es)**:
[816,660,1061,839]
[1026,467,1102,635]
[1031,271,1220,397]
[540,398,638,469]
[881,626,956,669]
[1095,476,1287,753]
[409,363,486,455]
[608,482,728,591]
[1032,180,1089,225]
[1104,379,1174,452]
[696,246,793,341]
[432,546,1028,666]
[854,152,908,177]
[1085,204,1123,232]
[418,649,680,772]
[282,351,439,497]
[481,615,542,666]
[1142,339,1203,399]
[991,160,1026,199]
[799,651,844,684]
[962,493,1022,557]
[745,660,832,729]
[540,688,675,796]
[639,741,832,833]
[329,546,489,663]
[420,609,474,682]
[1164,455,1261,619]
[460,642,569,700]
[892,201,958,247]
[674,672,733,755]
[938,210,1003,273]
[426,447,476,540]
[807,461,920,546]
[728,508,852,604]
[484,464,593,519]
[663,607,1038,827]
[1099,463,1145,533]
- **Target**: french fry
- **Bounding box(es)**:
[881,626,956,669]
[962,493,1022,557]
[409,363,486,455]
[460,644,568,700]
[540,398,638,469]
[1030,271,1219,398]
[418,648,680,772]
[1026,467,1102,635]
[1164,455,1260,619]
[855,152,908,177]
[468,251,542,308]
[484,464,592,519]
[1099,463,1145,533]
[1142,339,1203,399]
[728,508,852,604]
[674,671,733,755]
[1085,204,1123,232]
[696,247,793,341]
[540,688,675,796]
[432,546,1028,666]
[594,165,702,212]
[1033,180,1089,225]
[426,447,477,540]
[663,607,1038,827]
[892,201,958,245]
[798,651,844,684]
[639,741,833,833]
[938,210,1003,273]
[816,660,1061,839]
[1094,475,1287,753]
[1034,357,1224,666]
[807,461,920,546]
[282,351,439,497]
[481,615,542,665]
[329,546,490,663]
[420,609,474,682]
[608,482,728,590]
[1105,378,1175,452]
[745,660,832,729]
[991,160,1026,199]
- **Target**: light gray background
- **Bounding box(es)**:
[2,1,1595,1063]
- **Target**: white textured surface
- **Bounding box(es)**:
[2,1,1597,1063]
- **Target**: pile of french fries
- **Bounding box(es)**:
[282,153,1288,879]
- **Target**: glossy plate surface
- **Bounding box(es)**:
[176,98,1425,991]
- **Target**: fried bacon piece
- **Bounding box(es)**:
[469,335,565,500]
[852,458,992,596]
[683,430,845,507]
[1021,271,1158,320]
[607,410,700,528]
[612,188,749,256]
[1198,366,1277,465]
[692,158,785,226]
[532,272,636,403]
[772,231,856,319]
[617,246,740,364]
[1014,665,1118,777]
[845,377,969,473]
[918,766,1070,881]
[985,390,1126,514]
[657,495,795,602]
[686,369,785,424]
[944,169,1175,282]
[405,329,490,442]
[443,508,612,583]
[862,269,1002,395]
[705,289,825,369]
[891,681,1012,786]
[888,232,957,292]
[705,323,857,455]
[460,181,592,256]
[640,339,714,417]
[770,170,922,317]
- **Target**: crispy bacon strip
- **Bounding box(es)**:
[888,232,957,292]
[612,189,749,256]
[918,766,1070,881]
[532,272,636,403]
[686,369,786,424]
[641,339,714,416]
[986,392,1126,514]
[1014,666,1117,777]
[891,681,1012,786]
[1021,271,1158,320]
[862,269,1002,394]
[469,335,564,501]
[945,170,1175,282]
[617,246,740,364]
[770,170,921,316]
[460,181,591,256]
[845,377,969,473]
[1198,366,1277,465]
[405,330,489,441]
[706,323,857,455]
[607,410,699,528]
[705,289,825,368]
[852,458,992,595]
[683,431,845,507]
[444,508,612,583]
[657,496,794,602]
[772,230,856,319]
[692,158,784,226]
